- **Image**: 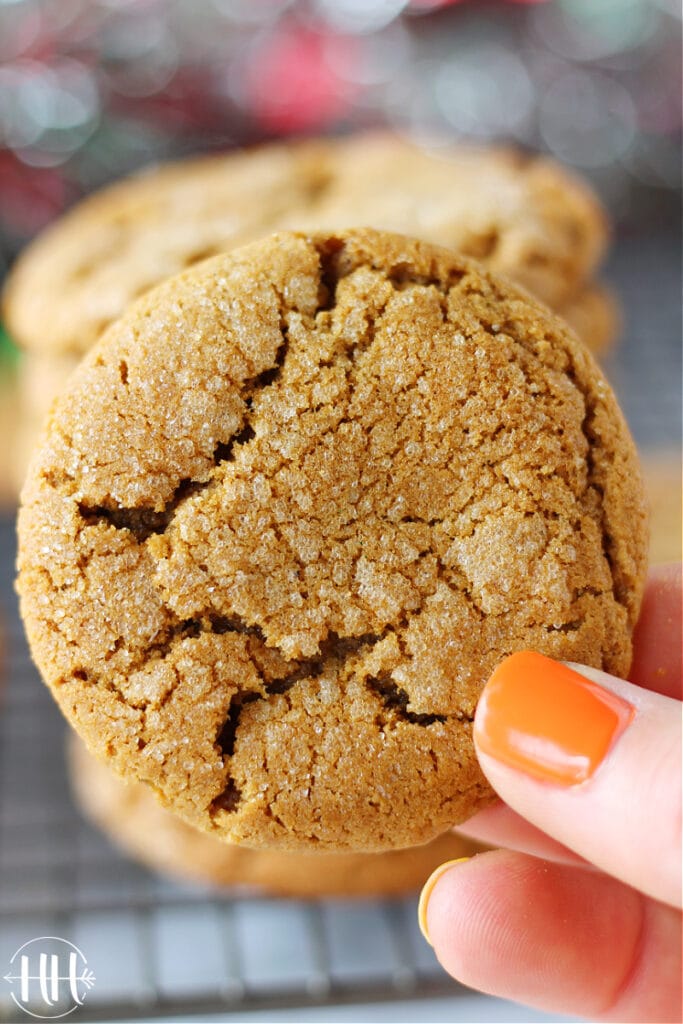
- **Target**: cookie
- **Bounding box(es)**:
[67,736,484,897]
[558,284,619,358]
[17,229,648,852]
[3,135,607,359]
[3,140,329,358]
[290,134,608,310]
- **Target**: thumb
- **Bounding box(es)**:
[473,651,682,908]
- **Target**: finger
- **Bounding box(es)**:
[454,801,587,866]
[422,850,683,1023]
[630,563,682,699]
[474,651,682,906]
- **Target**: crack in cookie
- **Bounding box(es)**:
[74,324,295,542]
[366,676,448,727]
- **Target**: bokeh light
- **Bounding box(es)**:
[539,69,638,168]
[0,0,679,252]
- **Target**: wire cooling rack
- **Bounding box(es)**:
[0,229,680,1023]
[0,511,473,1023]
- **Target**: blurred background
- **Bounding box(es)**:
[0,2,680,1022]
[0,0,680,260]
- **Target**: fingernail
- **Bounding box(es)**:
[418,857,470,946]
[475,651,634,786]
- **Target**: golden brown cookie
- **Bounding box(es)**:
[68,736,484,897]
[18,229,648,852]
[3,135,607,358]
[558,284,619,357]
[290,135,608,310]
[11,353,80,496]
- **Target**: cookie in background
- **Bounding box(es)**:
[3,136,618,497]
[3,137,612,357]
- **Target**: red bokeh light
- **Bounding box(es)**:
[245,27,359,134]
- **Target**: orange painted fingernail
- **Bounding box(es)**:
[475,651,634,786]
[418,857,470,946]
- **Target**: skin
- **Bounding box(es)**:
[424,564,683,1023]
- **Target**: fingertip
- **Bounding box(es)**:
[421,848,673,1021]
[473,650,634,787]
[418,857,471,945]
[424,849,534,984]
[471,652,680,906]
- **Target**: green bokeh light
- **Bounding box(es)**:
[0,325,20,366]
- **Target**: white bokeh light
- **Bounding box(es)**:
[435,44,534,138]
[539,69,637,168]
[314,0,408,36]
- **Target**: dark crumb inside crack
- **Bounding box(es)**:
[367,676,447,726]
[210,779,242,814]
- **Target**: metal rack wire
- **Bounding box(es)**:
[0,229,680,1022]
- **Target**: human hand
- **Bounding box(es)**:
[418,564,682,1023]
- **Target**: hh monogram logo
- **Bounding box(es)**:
[4,937,95,1019]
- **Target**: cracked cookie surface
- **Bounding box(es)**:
[17,229,648,852]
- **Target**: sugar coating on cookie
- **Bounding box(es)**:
[18,229,647,852]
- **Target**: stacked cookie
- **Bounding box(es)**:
[4,135,617,495]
